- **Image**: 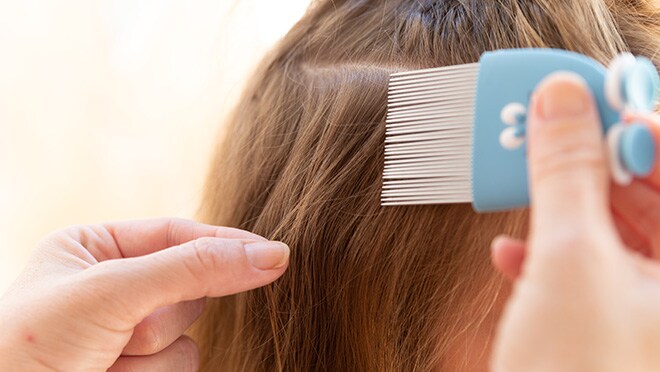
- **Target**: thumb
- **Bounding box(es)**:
[527,72,614,242]
[82,238,289,324]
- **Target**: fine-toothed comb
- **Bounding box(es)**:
[381,48,660,212]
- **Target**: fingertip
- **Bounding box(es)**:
[530,72,595,128]
[490,238,508,277]
[244,241,290,271]
[532,72,593,122]
[490,235,526,281]
[490,235,509,269]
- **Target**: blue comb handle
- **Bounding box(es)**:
[471,49,620,212]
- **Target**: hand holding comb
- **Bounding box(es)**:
[381,49,659,212]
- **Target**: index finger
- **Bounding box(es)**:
[623,112,660,189]
[84,218,267,260]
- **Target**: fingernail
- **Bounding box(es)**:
[244,241,290,270]
[536,73,592,121]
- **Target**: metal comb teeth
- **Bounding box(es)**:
[381,63,479,206]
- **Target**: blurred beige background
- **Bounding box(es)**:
[0,0,309,292]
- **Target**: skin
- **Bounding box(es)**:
[0,218,289,371]
[0,73,659,371]
[490,72,660,371]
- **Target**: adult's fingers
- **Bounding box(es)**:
[84,238,289,325]
[122,299,206,356]
[108,336,198,372]
[527,72,611,233]
[527,72,616,251]
[69,218,267,261]
[490,235,526,281]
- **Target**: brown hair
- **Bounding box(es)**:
[193,1,660,370]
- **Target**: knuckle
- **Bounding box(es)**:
[39,224,91,250]
[61,223,86,235]
[165,218,179,246]
[39,224,117,260]
[180,238,230,291]
[190,238,227,273]
[58,224,94,242]
[531,138,607,185]
[166,217,193,246]
[36,231,72,253]
[40,229,69,245]
[77,224,115,256]
[183,238,242,294]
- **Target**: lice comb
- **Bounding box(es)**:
[382,48,660,212]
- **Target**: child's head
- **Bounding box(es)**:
[194,1,659,370]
